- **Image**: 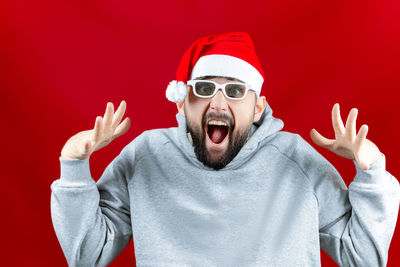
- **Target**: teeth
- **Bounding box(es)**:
[208,120,228,127]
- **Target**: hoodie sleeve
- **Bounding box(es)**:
[50,143,135,267]
[293,135,400,267]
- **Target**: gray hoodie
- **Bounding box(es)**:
[51,101,400,266]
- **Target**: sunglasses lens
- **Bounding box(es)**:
[195,82,216,96]
[225,84,246,98]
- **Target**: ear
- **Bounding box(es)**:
[253,95,266,122]
[176,101,185,117]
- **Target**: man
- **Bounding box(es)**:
[51,32,400,266]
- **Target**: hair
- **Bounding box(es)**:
[186,111,252,170]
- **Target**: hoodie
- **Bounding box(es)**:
[50,101,400,266]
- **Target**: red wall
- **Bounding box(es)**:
[1,0,399,266]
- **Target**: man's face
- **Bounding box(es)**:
[181,76,261,170]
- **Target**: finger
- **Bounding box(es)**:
[103,102,114,129]
[113,117,131,139]
[354,124,368,151]
[345,108,358,141]
[310,128,335,148]
[111,100,127,128]
[92,116,103,143]
[332,103,345,136]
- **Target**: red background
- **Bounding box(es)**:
[1,0,399,266]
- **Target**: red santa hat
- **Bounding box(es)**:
[166,32,265,103]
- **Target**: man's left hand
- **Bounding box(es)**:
[310,103,382,170]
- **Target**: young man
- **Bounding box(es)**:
[51,32,400,266]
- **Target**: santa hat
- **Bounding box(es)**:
[166,32,265,103]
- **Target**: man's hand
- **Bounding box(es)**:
[310,103,382,170]
[61,100,131,160]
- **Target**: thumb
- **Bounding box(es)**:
[310,128,335,149]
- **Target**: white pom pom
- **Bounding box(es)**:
[166,80,187,103]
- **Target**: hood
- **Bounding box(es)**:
[175,100,284,170]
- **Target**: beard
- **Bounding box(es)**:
[186,111,253,171]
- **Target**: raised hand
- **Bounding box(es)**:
[61,100,131,159]
[310,103,382,170]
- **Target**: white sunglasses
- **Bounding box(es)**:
[187,79,255,100]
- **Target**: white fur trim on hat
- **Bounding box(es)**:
[190,54,264,97]
[166,80,187,103]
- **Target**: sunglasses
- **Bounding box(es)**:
[187,80,254,100]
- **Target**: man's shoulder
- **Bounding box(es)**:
[261,130,301,150]
[265,130,338,178]
[260,131,317,161]
[124,126,180,157]
[138,126,178,144]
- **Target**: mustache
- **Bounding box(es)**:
[202,111,234,129]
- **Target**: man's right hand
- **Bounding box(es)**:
[61,100,131,159]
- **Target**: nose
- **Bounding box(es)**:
[209,89,228,112]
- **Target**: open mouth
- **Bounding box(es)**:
[206,120,230,145]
